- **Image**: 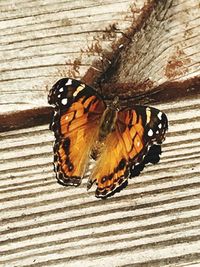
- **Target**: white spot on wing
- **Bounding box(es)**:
[148,129,153,136]
[61,98,68,105]
[73,84,85,97]
[157,111,162,120]
[58,94,61,98]
[158,123,162,129]
[65,79,72,86]
[59,87,64,92]
[146,107,151,124]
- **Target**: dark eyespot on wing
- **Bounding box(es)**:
[117,158,126,171]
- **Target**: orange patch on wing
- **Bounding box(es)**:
[83,96,96,109]
[60,112,87,135]
[58,145,66,158]
[89,130,129,196]
[113,172,119,183]
[105,178,112,188]
[129,146,137,159]
[75,107,84,118]
[91,100,105,114]
[122,128,132,152]
[69,115,88,132]
[59,123,99,178]
[134,116,144,138]
[131,110,137,125]
[125,112,131,124]
[129,126,136,139]
[58,144,71,174]
[68,101,83,112]
[60,112,74,126]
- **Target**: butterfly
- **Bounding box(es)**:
[48,78,168,198]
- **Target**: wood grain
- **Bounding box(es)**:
[1,0,199,131]
[0,0,147,114]
[102,0,200,98]
[0,94,200,266]
[0,1,200,266]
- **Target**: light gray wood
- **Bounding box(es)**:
[115,0,200,85]
[0,0,146,114]
[0,94,200,266]
[1,0,200,266]
[1,0,199,115]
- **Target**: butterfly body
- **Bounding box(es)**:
[98,107,117,142]
[48,78,168,198]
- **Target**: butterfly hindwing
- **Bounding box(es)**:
[48,78,105,186]
[88,129,130,198]
[88,106,168,198]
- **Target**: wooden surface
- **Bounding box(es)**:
[102,0,200,100]
[1,94,200,267]
[112,0,200,86]
[0,0,146,114]
[1,0,200,266]
[1,0,199,126]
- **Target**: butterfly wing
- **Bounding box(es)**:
[48,78,105,186]
[88,106,168,198]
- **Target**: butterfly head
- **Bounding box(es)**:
[106,96,120,111]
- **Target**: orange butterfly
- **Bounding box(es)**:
[48,78,168,198]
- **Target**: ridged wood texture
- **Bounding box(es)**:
[0,94,200,267]
[1,0,200,266]
[0,0,145,113]
[1,0,199,114]
[111,0,200,86]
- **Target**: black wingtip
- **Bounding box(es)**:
[130,144,162,179]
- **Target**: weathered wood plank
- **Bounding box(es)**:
[0,1,200,266]
[102,0,200,98]
[0,94,200,266]
[1,0,199,132]
[0,0,146,113]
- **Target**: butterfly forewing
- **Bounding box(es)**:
[48,78,106,186]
